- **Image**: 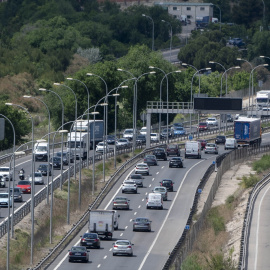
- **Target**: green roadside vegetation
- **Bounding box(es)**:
[0,151,135,269]
[180,154,270,270]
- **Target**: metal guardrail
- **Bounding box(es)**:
[31,143,166,269]
[162,143,270,270]
[238,172,270,269]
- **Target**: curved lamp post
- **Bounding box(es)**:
[209,61,226,97]
[162,19,172,61]
[54,82,78,187]
[237,58,253,107]
[142,14,154,51]
[0,113,15,270]
[66,77,90,168]
[221,66,241,97]
[5,103,35,265]
[23,95,51,204]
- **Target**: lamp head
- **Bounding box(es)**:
[100,103,108,106]
[182,63,187,66]
[236,58,242,61]
[66,78,73,80]
[205,67,211,70]
[113,93,120,96]
[39,88,47,91]
[120,85,128,88]
[53,83,61,86]
[5,103,13,106]
[86,73,93,76]
[149,71,156,74]
[117,68,123,71]
[264,64,269,67]
[235,66,240,69]
[91,112,99,115]
[142,14,146,17]
[149,66,155,69]
[161,20,165,22]
[209,61,215,64]
[260,56,265,58]
[59,130,68,134]
[175,70,181,73]
[23,95,31,98]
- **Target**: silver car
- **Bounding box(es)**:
[122,180,137,194]
[0,193,12,207]
[133,217,152,232]
[153,186,168,201]
[112,239,134,256]
[128,174,143,187]
[205,143,219,154]
[28,172,44,185]
[134,163,150,175]
[112,196,130,210]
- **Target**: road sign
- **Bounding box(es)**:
[198,189,202,194]
[188,134,193,140]
[185,225,190,230]
[0,118,4,141]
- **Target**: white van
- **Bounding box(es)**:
[225,138,237,150]
[185,141,202,159]
[146,193,163,210]
[33,142,49,161]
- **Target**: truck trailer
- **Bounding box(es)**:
[89,210,116,239]
[234,117,261,146]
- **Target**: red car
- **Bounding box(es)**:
[17,180,31,194]
[197,139,207,149]
[198,122,208,132]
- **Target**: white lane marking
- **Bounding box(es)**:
[152,178,155,181]
[138,205,141,208]
[125,226,128,229]
[97,264,101,268]
[134,212,137,215]
[156,172,159,175]
[161,166,164,169]
[109,248,112,251]
[145,192,148,195]
[104,255,107,259]
[254,184,270,269]
[142,198,144,202]
[54,166,136,269]
[120,233,123,236]
[130,219,132,222]
[138,159,205,270]
[149,184,151,188]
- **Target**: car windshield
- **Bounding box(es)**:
[146,155,155,159]
[137,164,147,168]
[71,246,86,252]
[116,241,130,246]
[171,157,181,160]
[38,165,47,169]
[36,146,47,151]
[114,197,127,201]
[217,136,225,139]
[208,118,215,121]
[119,139,127,142]
[135,218,149,223]
[83,233,97,239]
[207,144,216,147]
[124,181,135,185]
[18,181,30,185]
[130,175,142,179]
[51,157,60,161]
[199,123,207,125]
[168,145,177,149]
[175,127,183,130]
[162,180,172,184]
[151,133,157,136]
[10,188,20,193]
[0,194,8,198]
[0,168,9,172]
[155,187,165,192]
[124,130,133,134]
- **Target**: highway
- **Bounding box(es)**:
[46,146,227,270]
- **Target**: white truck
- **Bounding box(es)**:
[256,90,270,109]
[67,132,88,160]
[71,120,104,149]
[89,210,118,239]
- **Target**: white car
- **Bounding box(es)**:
[205,143,219,154]
[206,117,218,126]
[134,163,150,175]
[150,133,159,143]
[0,193,12,207]
[140,127,147,135]
[28,172,44,185]
[96,142,110,153]
[117,138,131,148]
[123,129,135,140]
[112,239,134,256]
[122,180,137,194]
[0,167,13,181]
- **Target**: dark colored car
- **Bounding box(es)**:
[160,128,174,138]
[215,135,226,144]
[144,155,158,166]
[153,148,167,161]
[197,139,207,149]
[169,157,183,168]
[37,164,52,176]
[80,233,101,249]
[166,144,180,156]
[68,246,89,263]
[49,156,62,169]
[106,135,118,145]
[133,217,152,232]
[136,135,146,145]
[228,38,245,47]
[198,122,208,132]
[9,187,23,202]
[160,179,174,192]
[56,151,74,165]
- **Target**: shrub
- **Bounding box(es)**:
[252,154,270,173]
[181,254,202,270]
[241,173,260,188]
[207,207,225,235]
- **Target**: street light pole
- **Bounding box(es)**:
[66,78,90,169]
[86,73,108,182]
[5,103,35,265]
[237,58,253,107]
[209,61,226,97]
[0,113,15,270]
[221,66,241,97]
[142,14,154,51]
[162,20,173,61]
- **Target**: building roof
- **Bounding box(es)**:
[155,2,214,6]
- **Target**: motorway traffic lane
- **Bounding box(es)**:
[247,181,270,270]
[47,149,220,270]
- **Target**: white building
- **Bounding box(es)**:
[155,2,214,23]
